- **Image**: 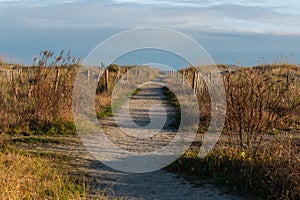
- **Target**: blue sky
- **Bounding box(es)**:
[0,0,300,66]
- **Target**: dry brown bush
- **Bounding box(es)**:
[223,66,300,150]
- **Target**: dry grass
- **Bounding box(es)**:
[169,134,300,199]
[0,52,164,199]
[0,51,79,135]
[95,65,161,117]
[1,51,299,199]
[170,64,300,199]
[0,152,83,199]
[0,51,162,134]
[0,139,84,200]
[224,66,300,150]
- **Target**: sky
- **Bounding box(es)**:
[0,0,300,66]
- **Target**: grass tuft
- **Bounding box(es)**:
[0,146,84,199]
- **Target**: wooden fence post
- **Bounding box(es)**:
[286,70,290,90]
[116,68,120,81]
[11,69,18,103]
[105,69,109,91]
[1,54,4,66]
[127,68,130,82]
[54,67,61,93]
[192,70,198,94]
[18,68,23,84]
[87,69,90,83]
[97,67,102,82]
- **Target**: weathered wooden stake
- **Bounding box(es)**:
[116,68,120,81]
[105,69,109,91]
[98,67,102,82]
[87,69,90,83]
[127,68,130,82]
[54,68,61,92]
[286,70,290,90]
[18,68,22,83]
[11,69,18,103]
[192,71,198,94]
[1,54,4,66]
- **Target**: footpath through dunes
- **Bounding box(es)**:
[82,81,244,200]
[11,80,246,199]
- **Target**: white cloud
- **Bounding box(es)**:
[1,1,300,65]
[0,0,299,35]
[111,0,300,13]
[0,0,83,6]
[222,17,300,35]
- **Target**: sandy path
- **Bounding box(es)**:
[13,81,246,200]
[81,81,244,199]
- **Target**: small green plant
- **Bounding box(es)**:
[132,88,142,96]
[28,118,77,135]
[11,136,61,144]
[97,105,113,119]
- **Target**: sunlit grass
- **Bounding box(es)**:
[0,146,84,199]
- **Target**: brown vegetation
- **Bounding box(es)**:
[170,64,300,199]
[1,50,299,199]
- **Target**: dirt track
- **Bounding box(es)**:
[13,82,246,199]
